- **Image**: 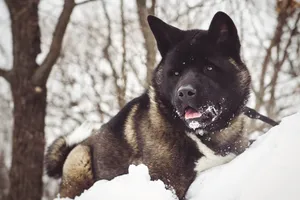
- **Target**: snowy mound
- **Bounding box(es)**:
[187,112,300,200]
[57,112,300,200]
[56,164,178,200]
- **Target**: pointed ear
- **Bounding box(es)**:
[208,12,240,55]
[147,15,184,57]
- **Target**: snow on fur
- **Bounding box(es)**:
[56,112,300,200]
[65,121,96,146]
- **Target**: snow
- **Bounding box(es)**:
[55,165,178,200]
[56,112,300,200]
[189,121,200,130]
[187,111,300,200]
[65,121,97,146]
[187,133,236,175]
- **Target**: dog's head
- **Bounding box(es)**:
[148,12,251,132]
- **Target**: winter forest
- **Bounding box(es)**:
[0,0,299,200]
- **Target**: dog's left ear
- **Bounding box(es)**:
[208,12,240,56]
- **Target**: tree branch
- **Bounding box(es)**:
[101,0,126,109]
[266,11,300,117]
[255,0,291,111]
[136,0,157,86]
[0,68,11,82]
[120,0,128,103]
[76,0,98,6]
[32,0,75,85]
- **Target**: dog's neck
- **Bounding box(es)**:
[193,115,249,156]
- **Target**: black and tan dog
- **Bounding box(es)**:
[45,11,251,199]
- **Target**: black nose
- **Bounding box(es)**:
[177,85,196,101]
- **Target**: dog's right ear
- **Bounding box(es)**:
[147,15,184,57]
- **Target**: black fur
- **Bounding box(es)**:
[149,12,250,133]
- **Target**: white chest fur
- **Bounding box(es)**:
[187,133,236,174]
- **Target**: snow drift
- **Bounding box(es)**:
[56,164,178,200]
[56,112,300,200]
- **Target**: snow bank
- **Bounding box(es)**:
[187,112,300,200]
[56,164,178,200]
[57,112,300,200]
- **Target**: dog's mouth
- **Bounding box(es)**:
[178,105,221,130]
[185,107,202,119]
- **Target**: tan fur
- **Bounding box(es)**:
[238,69,251,88]
[123,88,180,186]
[148,86,166,126]
[45,137,70,178]
[228,57,239,69]
[59,145,93,198]
[229,57,251,91]
[49,137,66,163]
[213,115,249,153]
[217,116,244,142]
[147,87,171,155]
[124,104,139,154]
[124,88,174,168]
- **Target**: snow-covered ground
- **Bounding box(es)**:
[57,165,178,200]
[56,112,300,200]
[187,112,300,200]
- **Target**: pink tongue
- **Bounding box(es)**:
[185,108,202,119]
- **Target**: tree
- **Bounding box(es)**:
[1,0,77,200]
[136,0,157,85]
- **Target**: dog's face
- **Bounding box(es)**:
[148,12,251,132]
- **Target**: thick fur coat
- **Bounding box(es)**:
[45,12,251,199]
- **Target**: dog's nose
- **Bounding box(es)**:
[177,85,196,101]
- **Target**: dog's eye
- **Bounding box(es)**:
[168,70,180,77]
[203,64,217,78]
[205,65,214,71]
[207,66,213,71]
[203,65,215,73]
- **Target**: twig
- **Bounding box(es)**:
[101,0,125,108]
[255,2,290,111]
[76,0,98,6]
[32,0,75,85]
[120,0,128,102]
[266,11,300,116]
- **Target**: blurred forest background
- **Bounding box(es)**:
[0,0,299,200]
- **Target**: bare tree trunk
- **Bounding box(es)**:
[2,1,76,200]
[136,0,157,86]
[8,82,47,200]
[4,1,44,200]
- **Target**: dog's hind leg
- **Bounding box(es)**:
[59,145,94,198]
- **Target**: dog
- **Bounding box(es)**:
[45,11,251,199]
